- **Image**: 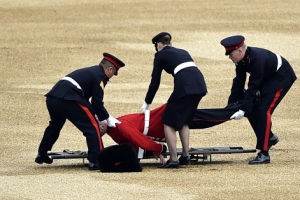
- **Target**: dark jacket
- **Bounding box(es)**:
[228,47,297,112]
[145,46,207,104]
[46,65,110,121]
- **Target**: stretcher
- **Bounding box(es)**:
[47,146,256,164]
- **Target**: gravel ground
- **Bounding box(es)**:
[1,0,299,199]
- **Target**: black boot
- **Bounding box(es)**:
[269,134,279,148]
[178,156,191,165]
[35,154,53,164]
[249,152,270,165]
[88,162,100,170]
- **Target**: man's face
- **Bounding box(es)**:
[228,48,244,64]
[105,66,117,79]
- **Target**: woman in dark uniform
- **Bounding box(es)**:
[142,32,207,168]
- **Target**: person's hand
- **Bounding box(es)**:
[141,101,150,113]
[107,115,121,128]
[153,152,166,164]
[230,110,245,120]
[153,144,167,164]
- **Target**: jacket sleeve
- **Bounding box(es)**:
[240,57,265,112]
[228,66,247,104]
[110,123,164,153]
[91,79,109,121]
[145,56,163,104]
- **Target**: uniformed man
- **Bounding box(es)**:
[141,32,207,168]
[220,35,297,164]
[35,52,125,170]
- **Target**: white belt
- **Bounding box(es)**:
[174,61,196,75]
[137,110,150,158]
[143,110,150,135]
[61,77,83,94]
[275,54,282,72]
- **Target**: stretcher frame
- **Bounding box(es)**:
[47,146,256,164]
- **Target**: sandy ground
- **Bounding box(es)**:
[0,0,299,199]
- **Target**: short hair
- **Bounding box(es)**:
[158,35,171,45]
[99,59,114,69]
[240,43,247,51]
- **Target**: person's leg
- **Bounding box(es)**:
[248,117,278,149]
[177,95,204,164]
[163,124,177,161]
[190,105,239,129]
[247,117,259,149]
[36,97,66,164]
[160,95,203,167]
[65,102,103,169]
[253,88,290,151]
[269,132,279,148]
[180,95,203,159]
[178,125,189,157]
[249,87,290,164]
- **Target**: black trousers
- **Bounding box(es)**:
[190,106,238,129]
[248,86,292,151]
[38,96,103,164]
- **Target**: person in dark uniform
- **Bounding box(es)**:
[220,35,297,164]
[35,52,125,170]
[141,32,207,168]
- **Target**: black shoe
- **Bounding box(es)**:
[35,154,53,164]
[158,159,180,168]
[88,163,100,171]
[249,153,270,165]
[269,134,279,148]
[178,156,191,165]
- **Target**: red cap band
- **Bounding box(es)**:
[104,56,121,70]
[224,40,244,52]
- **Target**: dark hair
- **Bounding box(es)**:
[158,35,171,45]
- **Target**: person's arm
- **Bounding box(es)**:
[113,124,165,153]
[91,76,109,121]
[228,66,247,105]
[144,56,163,105]
[240,57,265,112]
[91,75,120,127]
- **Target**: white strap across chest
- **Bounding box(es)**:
[61,76,84,96]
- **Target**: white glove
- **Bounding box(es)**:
[230,110,245,120]
[141,101,150,113]
[107,115,121,128]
